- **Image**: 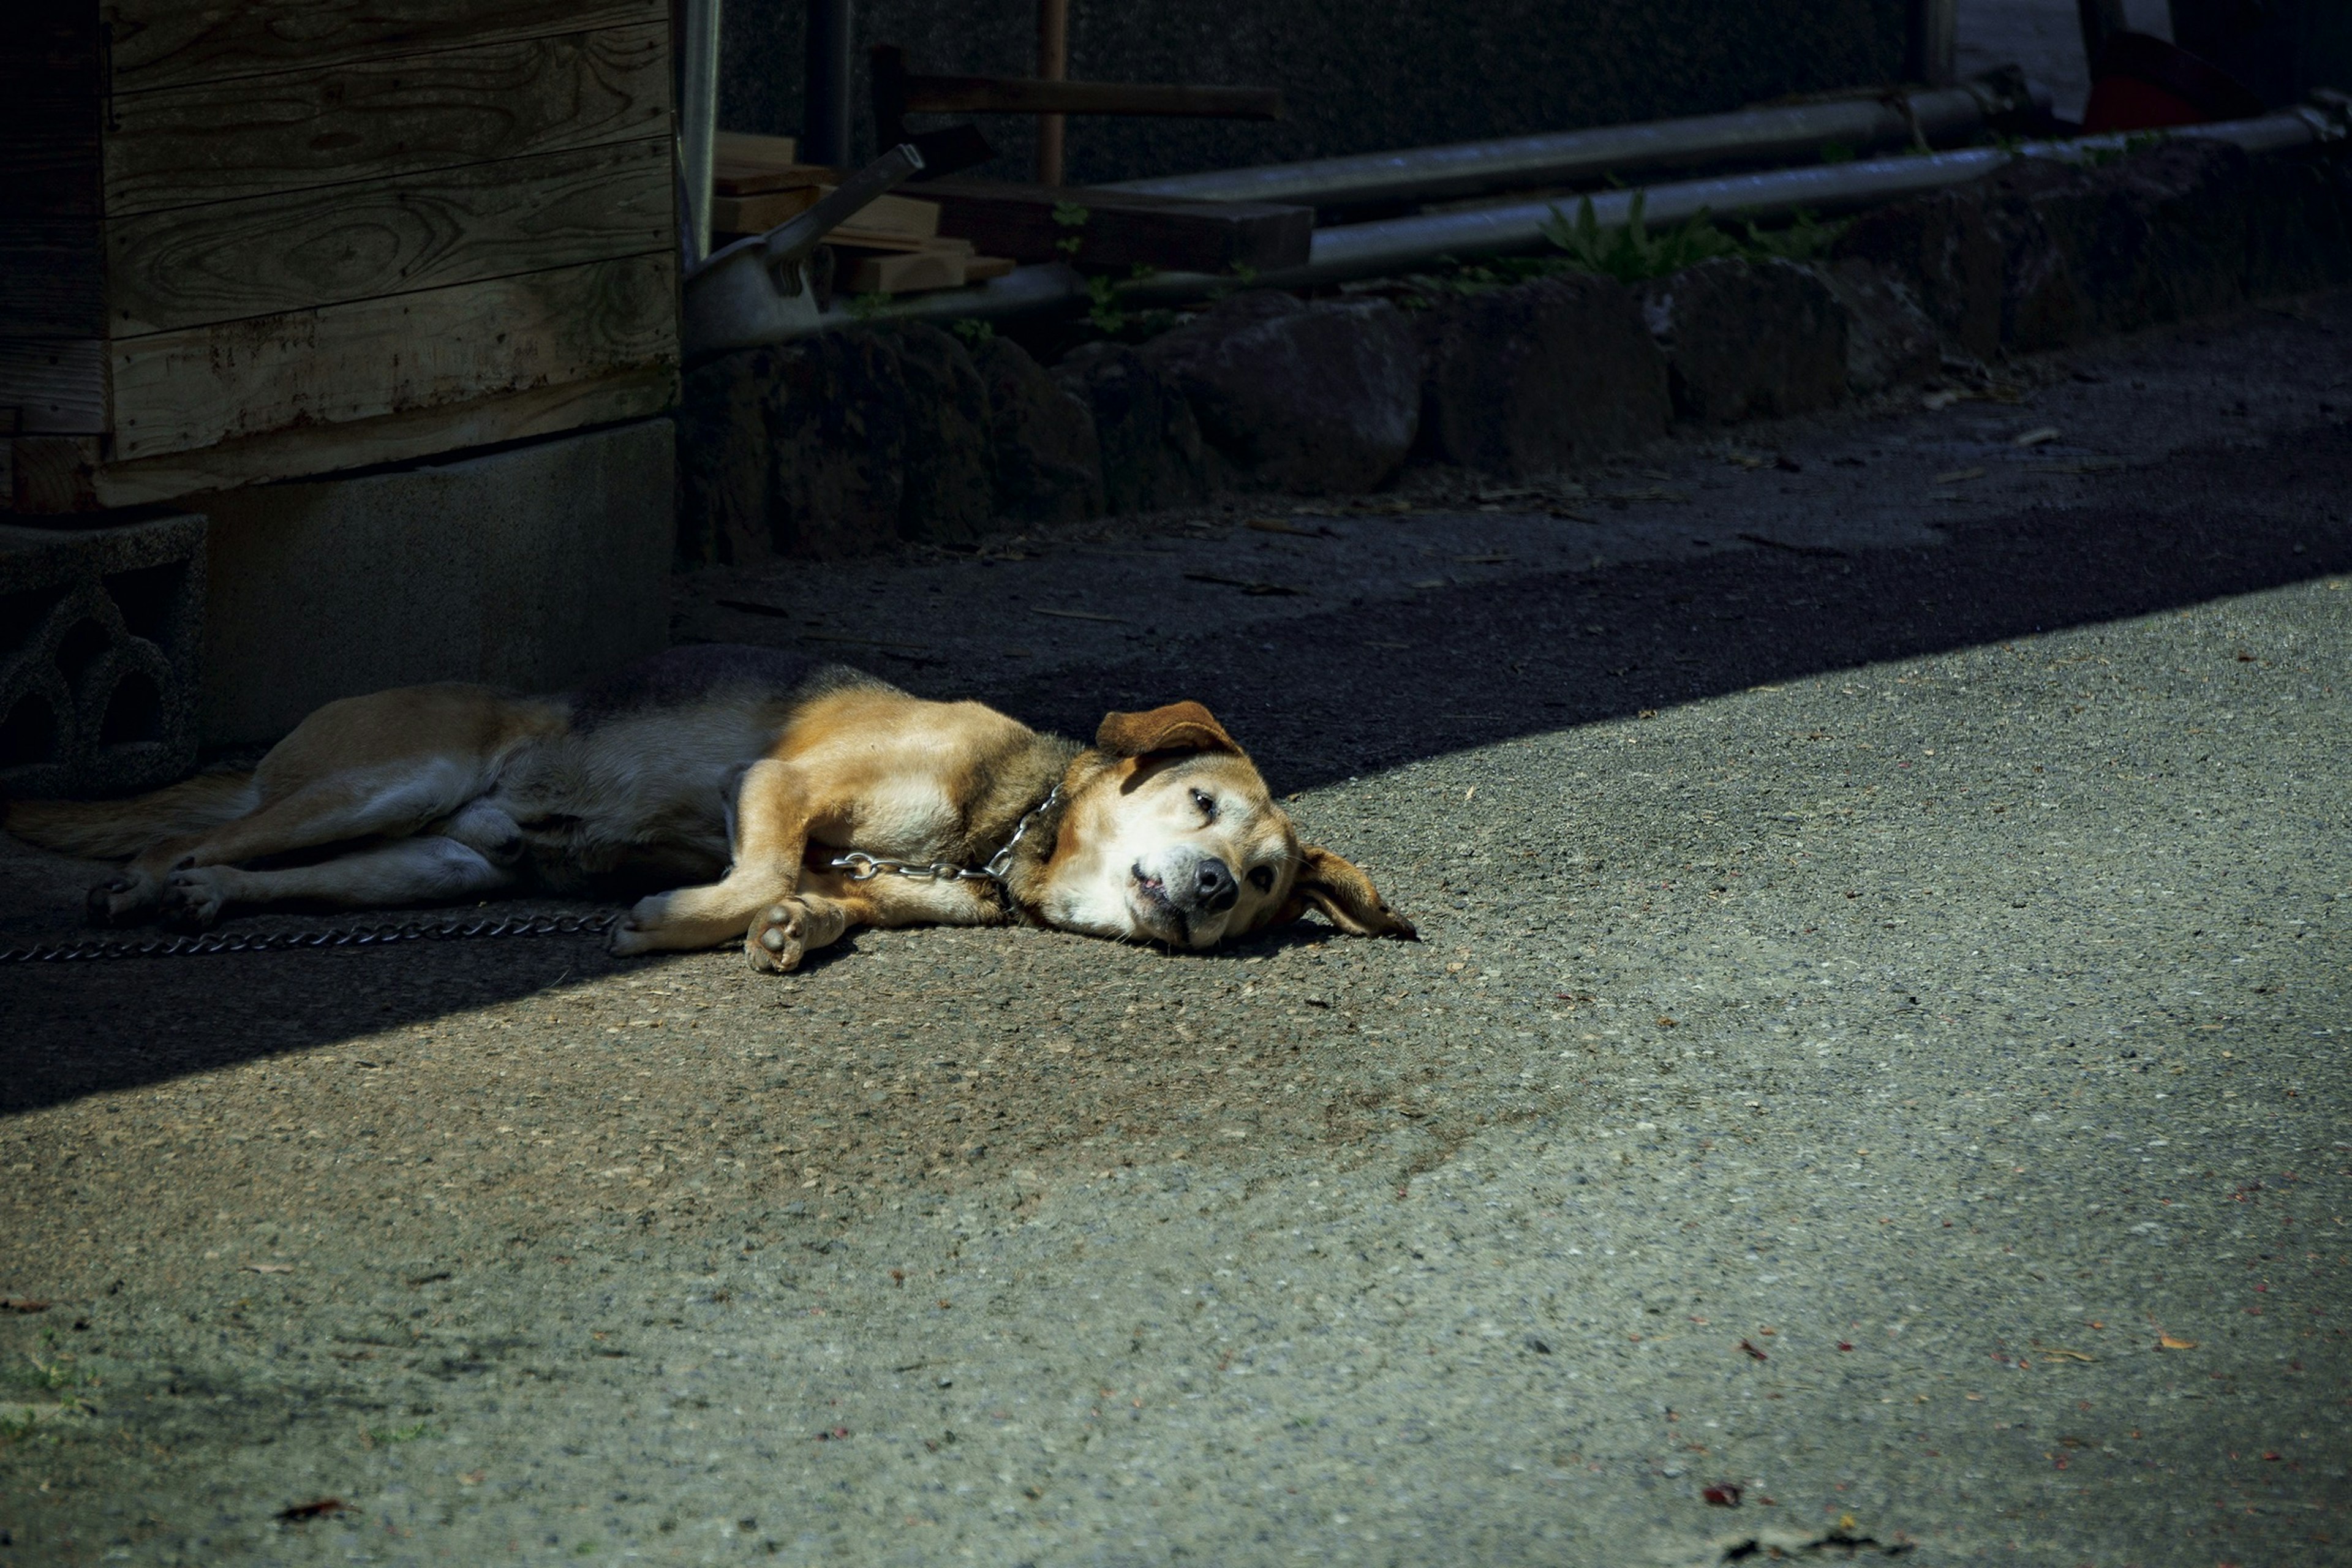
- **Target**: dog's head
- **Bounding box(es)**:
[1030,701,1415,950]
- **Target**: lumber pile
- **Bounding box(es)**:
[708,133,1016,296]
[1,0,682,514]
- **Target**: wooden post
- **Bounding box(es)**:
[1036,0,1069,185]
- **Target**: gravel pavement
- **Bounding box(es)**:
[2,296,2348,1567]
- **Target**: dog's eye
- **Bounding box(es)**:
[1189,788,1217,819]
[1248,865,1275,892]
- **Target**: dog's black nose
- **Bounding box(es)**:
[1195,856,1237,913]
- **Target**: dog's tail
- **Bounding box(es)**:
[4,770,258,860]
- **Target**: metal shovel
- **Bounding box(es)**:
[680,143,928,359]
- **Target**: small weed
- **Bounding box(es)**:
[845,290,894,322]
[1540,192,1742,283]
[363,1420,434,1446]
[1083,274,1126,334]
[1052,200,1090,258]
[947,317,995,347]
[1736,208,1848,263]
[2081,130,2168,168]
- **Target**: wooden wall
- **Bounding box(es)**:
[2,0,680,511]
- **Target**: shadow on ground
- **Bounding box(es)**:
[4,417,2346,1115]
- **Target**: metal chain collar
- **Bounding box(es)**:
[826,782,1063,886]
[0,910,614,964]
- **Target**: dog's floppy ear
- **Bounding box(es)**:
[1276,846,1417,940]
[1095,701,1243,758]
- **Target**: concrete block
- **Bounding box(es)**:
[198,419,673,745]
[0,512,204,798]
[1641,257,1848,424]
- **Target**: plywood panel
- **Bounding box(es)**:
[105,137,673,334]
[104,23,671,215]
[0,338,108,434]
[110,253,676,461]
[104,0,665,94]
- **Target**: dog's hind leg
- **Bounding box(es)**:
[608,758,814,956]
[160,836,516,926]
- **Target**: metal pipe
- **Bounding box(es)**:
[1102,81,2013,209]
[677,0,723,263]
[834,106,2333,332]
[804,0,854,167]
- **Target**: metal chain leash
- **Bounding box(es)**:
[0,910,615,964]
[827,782,1063,886]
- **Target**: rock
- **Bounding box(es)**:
[1830,187,2002,361]
[1814,258,1941,396]
[676,325,993,562]
[1981,139,2252,352]
[2245,154,2352,298]
[1414,273,1668,475]
[1051,343,1209,514]
[1137,291,1420,493]
[1639,257,1847,424]
[970,336,1104,526]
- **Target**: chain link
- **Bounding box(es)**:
[0,910,615,964]
[827,782,1062,886]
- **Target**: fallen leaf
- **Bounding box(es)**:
[1,1298,50,1313]
[1739,1338,1768,1362]
[277,1499,350,1522]
[2041,1348,2097,1363]
[458,1470,486,1487]
[1244,517,1330,537]
[1183,571,1302,597]
[1932,467,1987,484]
[1451,554,1512,564]
[1922,389,1966,410]
[1703,1483,1743,1507]
[2012,425,2062,447]
[244,1262,295,1275]
[2158,1333,2199,1350]
[1031,608,1123,623]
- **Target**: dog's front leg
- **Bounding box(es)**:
[609,758,812,957]
[742,873,1002,974]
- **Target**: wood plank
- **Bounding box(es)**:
[104,0,666,95]
[709,186,941,239]
[4,437,104,516]
[916,179,1313,273]
[0,220,106,337]
[712,130,799,168]
[105,136,673,335]
[900,75,1282,120]
[845,250,967,295]
[83,368,676,510]
[712,162,841,198]
[963,255,1017,281]
[105,23,671,216]
[0,339,108,434]
[110,252,676,461]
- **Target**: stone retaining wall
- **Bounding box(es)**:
[678,140,2352,564]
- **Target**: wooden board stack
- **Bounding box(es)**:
[707,133,1017,296]
[1,0,681,514]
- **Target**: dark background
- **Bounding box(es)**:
[717,0,1912,186]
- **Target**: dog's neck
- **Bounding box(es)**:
[993,744,1111,921]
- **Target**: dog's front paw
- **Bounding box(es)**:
[744,901,810,974]
[158,868,227,930]
[606,919,658,958]
[87,870,160,926]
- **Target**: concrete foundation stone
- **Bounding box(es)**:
[1051,343,1210,515]
[1138,292,1420,494]
[199,419,673,746]
[1414,274,1669,476]
[0,512,203,798]
[2244,154,2352,298]
[1640,257,1848,424]
[1830,187,2003,361]
[676,325,992,563]
[972,337,1104,527]
[1815,258,1943,396]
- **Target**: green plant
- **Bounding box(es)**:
[1540,192,1741,284]
[1737,208,1849,263]
[947,317,995,347]
[1052,200,1090,258]
[845,290,893,322]
[1083,273,1126,335]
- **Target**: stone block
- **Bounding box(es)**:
[199,419,672,746]
[2244,153,2352,299]
[972,336,1104,527]
[1815,258,1942,396]
[676,324,992,563]
[1831,186,2003,361]
[1138,292,1420,494]
[0,512,203,798]
[1414,273,1669,476]
[1051,342,1210,515]
[1640,257,1847,424]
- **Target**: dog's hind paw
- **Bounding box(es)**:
[157,868,227,930]
[86,872,159,925]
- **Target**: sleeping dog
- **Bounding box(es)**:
[6,647,1414,970]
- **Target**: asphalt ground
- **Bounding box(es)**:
[2,295,2348,1567]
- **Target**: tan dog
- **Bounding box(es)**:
[6,647,1414,969]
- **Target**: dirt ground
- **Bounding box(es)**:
[2,295,2348,1566]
